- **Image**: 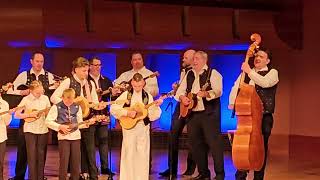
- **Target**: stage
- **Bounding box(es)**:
[2,138,320,180]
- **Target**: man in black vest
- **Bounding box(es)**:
[88,57,117,176]
[229,48,279,180]
[8,52,58,180]
[159,49,196,178]
[51,57,103,180]
[175,51,225,180]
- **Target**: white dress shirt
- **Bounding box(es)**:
[110,91,162,122]
[7,68,55,95]
[114,66,159,96]
[0,97,12,143]
[45,105,83,140]
[229,67,279,105]
[50,74,99,105]
[89,73,101,89]
[175,64,223,111]
[16,94,51,134]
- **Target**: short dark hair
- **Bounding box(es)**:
[132,73,144,82]
[31,51,44,60]
[257,46,272,61]
[89,56,100,64]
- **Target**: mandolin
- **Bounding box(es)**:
[24,107,51,123]
[118,91,173,130]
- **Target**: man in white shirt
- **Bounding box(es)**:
[175,51,225,180]
[159,49,196,178]
[110,73,162,180]
[0,95,12,180]
[114,52,159,97]
[8,52,58,180]
[229,48,279,180]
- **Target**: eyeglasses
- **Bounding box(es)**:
[91,64,102,67]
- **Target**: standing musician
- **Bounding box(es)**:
[46,88,93,180]
[159,49,196,178]
[14,81,51,180]
[7,52,59,180]
[175,51,225,180]
[113,52,159,171]
[229,47,279,180]
[51,57,103,180]
[110,73,162,180]
[0,94,12,180]
[88,57,117,176]
[114,52,159,97]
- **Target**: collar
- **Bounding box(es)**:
[27,93,41,101]
[30,68,45,76]
[131,66,146,73]
[89,73,101,80]
[73,74,88,86]
[254,66,269,72]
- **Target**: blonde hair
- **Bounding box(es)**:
[62,88,76,99]
[195,51,208,61]
[29,80,43,91]
[72,57,89,72]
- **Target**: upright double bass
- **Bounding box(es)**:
[232,33,264,171]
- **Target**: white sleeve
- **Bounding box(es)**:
[10,71,27,95]
[147,94,162,121]
[174,71,188,101]
[90,81,99,104]
[248,69,279,88]
[110,91,129,119]
[45,105,60,132]
[229,74,241,105]
[206,69,223,100]
[50,78,70,104]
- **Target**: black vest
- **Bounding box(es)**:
[186,68,221,114]
[123,89,151,126]
[69,76,92,98]
[88,74,113,102]
[244,69,278,113]
[26,70,51,96]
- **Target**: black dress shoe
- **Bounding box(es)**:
[159,169,177,177]
[101,168,115,176]
[183,169,195,176]
[192,174,211,180]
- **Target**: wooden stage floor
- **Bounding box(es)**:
[2,143,320,180]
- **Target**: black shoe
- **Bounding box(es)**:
[192,174,211,180]
[159,169,177,177]
[182,167,195,176]
[101,168,115,176]
[44,177,48,180]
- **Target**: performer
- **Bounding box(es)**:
[114,52,159,171]
[14,81,51,180]
[51,57,102,180]
[8,52,58,180]
[175,51,225,180]
[159,49,196,177]
[88,57,117,176]
[0,94,12,180]
[114,52,159,97]
[229,47,279,180]
[46,88,92,180]
[110,73,162,180]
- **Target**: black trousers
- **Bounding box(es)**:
[13,122,28,180]
[95,124,110,170]
[235,113,274,180]
[59,140,81,180]
[167,103,195,174]
[0,141,6,180]
[81,126,98,180]
[187,110,225,179]
[24,133,48,180]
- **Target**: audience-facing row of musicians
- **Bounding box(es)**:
[0,44,279,180]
